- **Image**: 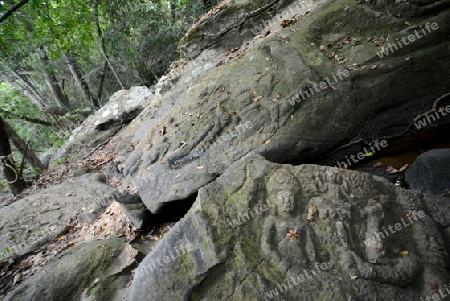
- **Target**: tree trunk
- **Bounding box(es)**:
[42,74,70,109]
[97,59,108,101]
[0,71,47,111]
[0,108,53,126]
[1,117,46,171]
[41,52,71,109]
[0,117,26,195]
[8,81,46,110]
[41,106,69,116]
[170,1,176,23]
[63,52,100,109]
[92,0,124,89]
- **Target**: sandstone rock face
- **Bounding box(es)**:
[406,149,450,196]
[0,173,116,260]
[113,0,450,213]
[129,153,450,300]
[50,86,153,167]
[179,0,305,59]
[5,238,137,301]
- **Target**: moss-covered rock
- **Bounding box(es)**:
[5,238,137,301]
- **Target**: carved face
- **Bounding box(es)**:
[276,190,295,213]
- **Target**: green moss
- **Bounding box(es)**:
[176,250,195,277]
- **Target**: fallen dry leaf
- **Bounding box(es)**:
[373,162,383,168]
[95,227,105,236]
[208,0,227,15]
[160,125,166,136]
[386,166,399,174]
[259,30,271,38]
[398,164,409,172]
[281,19,294,28]
[54,235,66,242]
[60,242,75,252]
[252,92,262,102]
[286,230,299,239]
[431,283,439,294]
[273,93,280,102]
[307,203,317,221]
[399,251,408,255]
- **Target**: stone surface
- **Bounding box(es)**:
[50,86,153,168]
[4,238,137,301]
[129,153,450,300]
[406,149,450,196]
[114,192,150,230]
[179,0,305,59]
[0,173,116,260]
[113,0,450,213]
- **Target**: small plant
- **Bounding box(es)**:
[2,181,9,190]
[52,159,65,166]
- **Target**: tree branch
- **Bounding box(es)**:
[0,0,31,24]
[2,113,53,126]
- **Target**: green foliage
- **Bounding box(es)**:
[47,132,66,148]
[93,0,205,85]
[0,82,66,154]
[0,83,42,121]
[1,0,212,92]
[52,158,65,166]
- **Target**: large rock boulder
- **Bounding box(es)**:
[5,238,137,301]
[50,86,154,168]
[129,153,450,300]
[112,0,450,213]
[0,173,116,260]
[178,0,312,59]
[406,149,450,196]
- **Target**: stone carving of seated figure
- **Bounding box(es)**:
[261,168,310,273]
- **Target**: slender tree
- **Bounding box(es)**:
[0,117,27,195]
[1,117,46,171]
